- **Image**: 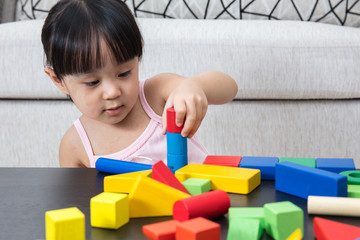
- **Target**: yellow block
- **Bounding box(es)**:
[45,207,85,240]
[175,164,261,194]
[286,228,302,240]
[129,176,190,218]
[104,170,152,193]
[90,192,129,229]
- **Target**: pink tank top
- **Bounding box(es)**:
[74,79,209,168]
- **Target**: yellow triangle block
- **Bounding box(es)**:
[129,176,190,218]
[286,228,302,240]
[175,164,260,194]
[104,170,152,193]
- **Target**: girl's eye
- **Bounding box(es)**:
[118,71,131,78]
[85,80,100,86]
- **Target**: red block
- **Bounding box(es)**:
[314,217,360,240]
[142,220,179,240]
[176,217,220,240]
[166,107,183,133]
[152,160,190,194]
[173,190,230,221]
[203,155,242,167]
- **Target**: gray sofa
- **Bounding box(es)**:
[1,1,360,167]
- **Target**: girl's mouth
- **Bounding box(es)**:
[105,105,122,116]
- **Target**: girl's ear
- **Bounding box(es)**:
[44,67,70,95]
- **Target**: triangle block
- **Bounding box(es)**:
[104,170,152,193]
[314,217,360,240]
[152,160,189,194]
[129,176,190,218]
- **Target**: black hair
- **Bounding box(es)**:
[41,0,143,80]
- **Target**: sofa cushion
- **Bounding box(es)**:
[1,18,360,99]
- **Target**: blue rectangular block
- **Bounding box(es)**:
[275,161,347,199]
[95,158,152,174]
[240,156,279,180]
[167,153,188,174]
[166,132,187,155]
[316,158,355,174]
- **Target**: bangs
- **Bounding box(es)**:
[42,0,142,79]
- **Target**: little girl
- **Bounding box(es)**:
[41,0,238,168]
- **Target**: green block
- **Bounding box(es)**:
[227,218,262,240]
[279,158,316,168]
[264,201,304,240]
[228,207,265,230]
[348,185,360,198]
[340,170,360,185]
[181,178,211,195]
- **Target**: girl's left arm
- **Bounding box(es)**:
[146,71,238,138]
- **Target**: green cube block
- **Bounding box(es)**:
[279,157,316,168]
[264,201,303,240]
[348,185,360,198]
[181,178,211,195]
[228,207,265,230]
[227,218,262,240]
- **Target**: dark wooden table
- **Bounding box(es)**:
[0,168,359,239]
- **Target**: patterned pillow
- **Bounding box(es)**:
[16,0,360,27]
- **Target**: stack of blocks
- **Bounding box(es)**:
[166,107,188,173]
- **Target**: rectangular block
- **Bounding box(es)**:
[182,178,211,195]
[348,185,360,198]
[45,207,85,240]
[279,157,316,168]
[227,218,262,240]
[316,158,355,174]
[142,220,179,240]
[203,155,241,167]
[228,207,265,230]
[167,132,187,155]
[104,170,152,193]
[240,156,279,180]
[175,164,260,194]
[264,201,303,240]
[275,162,348,199]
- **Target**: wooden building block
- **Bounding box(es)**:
[90,192,129,229]
[173,190,230,221]
[279,157,316,168]
[348,184,360,198]
[340,170,360,185]
[167,132,187,155]
[240,156,279,180]
[45,207,85,240]
[316,158,355,173]
[308,196,360,217]
[264,201,303,240]
[286,228,302,240]
[142,220,179,240]
[175,164,260,194]
[176,217,220,240]
[203,155,241,167]
[182,178,211,195]
[227,218,262,240]
[95,157,152,174]
[104,170,152,193]
[314,217,360,240]
[228,207,265,230]
[129,176,190,218]
[275,162,347,199]
[152,160,189,194]
[167,153,188,174]
[166,107,183,133]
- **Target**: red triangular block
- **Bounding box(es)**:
[152,160,189,194]
[314,217,360,240]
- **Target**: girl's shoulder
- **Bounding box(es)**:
[59,124,90,167]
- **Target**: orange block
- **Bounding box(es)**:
[314,217,360,240]
[176,217,220,240]
[142,220,179,240]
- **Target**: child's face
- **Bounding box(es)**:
[59,56,140,125]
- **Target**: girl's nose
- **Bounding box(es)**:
[102,79,121,100]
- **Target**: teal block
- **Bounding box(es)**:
[228,207,265,230]
[264,201,304,240]
[279,157,316,168]
[227,218,262,240]
[181,178,211,195]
